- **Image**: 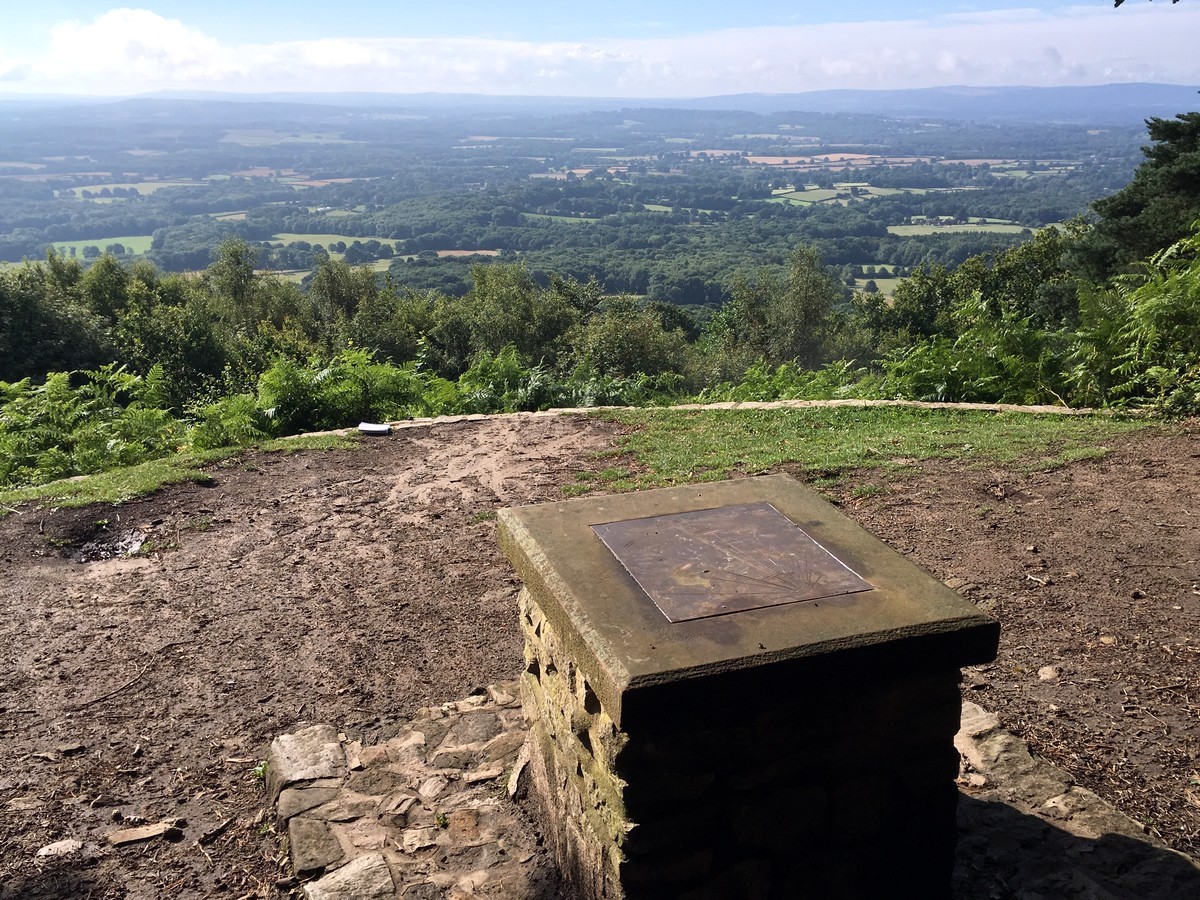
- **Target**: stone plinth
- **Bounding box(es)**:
[498,474,999,900]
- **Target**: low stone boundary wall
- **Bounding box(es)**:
[264,682,558,899]
[264,685,1200,898]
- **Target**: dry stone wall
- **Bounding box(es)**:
[520,587,967,900]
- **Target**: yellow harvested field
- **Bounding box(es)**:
[939,159,1014,166]
[232,167,300,178]
[437,249,499,257]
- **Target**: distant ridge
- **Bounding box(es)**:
[676,83,1200,125]
[146,83,1199,125]
[6,83,1196,126]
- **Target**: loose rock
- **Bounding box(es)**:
[36,838,84,858]
[1038,665,1063,682]
[107,821,184,846]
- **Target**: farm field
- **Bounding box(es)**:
[49,235,155,255]
[523,213,598,223]
[218,129,354,145]
[888,223,1033,236]
[270,233,397,246]
[67,182,201,199]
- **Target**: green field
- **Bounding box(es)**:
[888,223,1032,236]
[863,277,902,296]
[219,130,353,146]
[69,182,200,199]
[50,235,155,255]
[523,213,598,224]
[771,185,919,206]
[271,233,397,246]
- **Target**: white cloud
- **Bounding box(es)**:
[3,5,1199,96]
[41,8,244,87]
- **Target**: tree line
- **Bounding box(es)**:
[1,112,1198,489]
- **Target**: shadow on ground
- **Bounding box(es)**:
[955,794,1200,899]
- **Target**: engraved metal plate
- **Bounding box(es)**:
[592,502,872,623]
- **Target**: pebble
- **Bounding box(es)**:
[36,838,83,858]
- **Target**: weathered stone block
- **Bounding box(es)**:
[268,724,348,802]
[289,816,345,875]
[500,476,999,900]
[303,852,395,899]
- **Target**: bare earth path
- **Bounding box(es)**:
[0,412,1197,898]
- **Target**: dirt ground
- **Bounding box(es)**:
[0,412,1196,898]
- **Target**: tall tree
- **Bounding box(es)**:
[1078,112,1200,278]
[720,246,841,370]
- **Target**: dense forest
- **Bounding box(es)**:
[1,96,1198,490]
[0,97,1143,297]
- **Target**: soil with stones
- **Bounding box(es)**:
[0,412,1196,899]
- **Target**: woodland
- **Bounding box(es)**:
[1,96,1199,489]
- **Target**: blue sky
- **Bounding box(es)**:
[1,3,1197,97]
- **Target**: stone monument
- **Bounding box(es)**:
[499,474,999,899]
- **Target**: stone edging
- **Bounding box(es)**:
[266,690,1199,898]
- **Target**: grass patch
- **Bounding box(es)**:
[888,223,1032,236]
[0,450,235,512]
[522,213,598,224]
[50,235,155,255]
[0,433,359,514]
[69,182,199,199]
[581,406,1150,492]
[271,233,395,246]
[259,433,360,453]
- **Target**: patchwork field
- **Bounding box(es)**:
[49,235,155,255]
[67,182,200,199]
[219,129,354,145]
[270,233,397,246]
[888,223,1032,236]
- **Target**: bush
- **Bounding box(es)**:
[0,365,185,488]
[256,348,426,434]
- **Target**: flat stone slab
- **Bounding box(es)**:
[266,682,561,899]
[592,501,872,621]
[499,474,999,725]
[268,686,1200,899]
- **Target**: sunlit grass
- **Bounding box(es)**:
[0,433,359,513]
[572,406,1152,493]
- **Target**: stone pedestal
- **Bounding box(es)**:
[499,475,999,900]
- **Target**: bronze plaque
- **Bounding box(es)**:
[592,502,872,623]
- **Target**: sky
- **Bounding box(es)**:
[0,2,1197,98]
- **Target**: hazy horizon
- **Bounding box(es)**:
[1,4,1199,99]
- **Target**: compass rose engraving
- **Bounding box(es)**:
[593,501,873,623]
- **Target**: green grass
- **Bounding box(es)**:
[50,235,155,255]
[0,433,359,514]
[522,213,598,224]
[887,223,1032,236]
[0,450,235,511]
[859,276,902,296]
[69,182,199,198]
[219,130,352,146]
[575,406,1150,493]
[271,233,396,246]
